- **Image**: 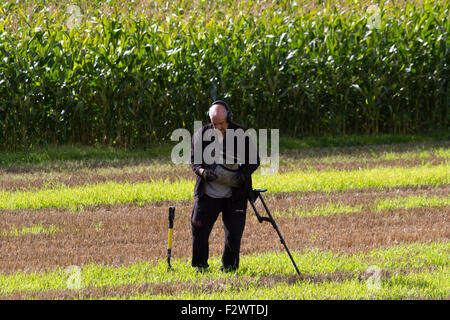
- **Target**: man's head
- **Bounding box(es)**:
[208,102,229,136]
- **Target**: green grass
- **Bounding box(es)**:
[0,180,194,210]
[375,195,449,211]
[0,164,448,210]
[278,144,449,171]
[125,268,449,300]
[0,242,448,299]
[273,202,363,218]
[0,134,447,168]
[379,148,450,161]
[257,164,449,194]
[272,194,449,218]
[278,133,449,150]
[0,223,60,237]
[0,143,447,191]
[0,143,176,167]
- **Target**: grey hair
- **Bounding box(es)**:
[208,103,227,119]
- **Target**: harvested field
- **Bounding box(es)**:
[0,141,448,300]
[0,193,448,274]
[0,141,447,192]
[2,158,447,192]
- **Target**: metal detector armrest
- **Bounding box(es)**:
[248,189,271,223]
[254,188,267,193]
[248,188,267,204]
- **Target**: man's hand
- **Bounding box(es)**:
[202,168,218,182]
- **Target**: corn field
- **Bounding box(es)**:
[0,0,448,150]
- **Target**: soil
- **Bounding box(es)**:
[0,185,447,275]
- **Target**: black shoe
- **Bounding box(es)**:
[220,266,237,273]
[195,267,208,274]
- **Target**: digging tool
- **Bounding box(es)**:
[167,206,175,270]
[248,189,301,276]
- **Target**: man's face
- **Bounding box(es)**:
[210,105,228,137]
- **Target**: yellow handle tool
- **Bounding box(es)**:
[167,206,175,270]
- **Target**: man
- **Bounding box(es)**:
[190,100,260,273]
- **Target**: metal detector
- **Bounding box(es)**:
[248,189,301,275]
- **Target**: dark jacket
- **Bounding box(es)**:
[190,121,260,202]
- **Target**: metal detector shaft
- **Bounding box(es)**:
[167,206,175,270]
[248,189,301,276]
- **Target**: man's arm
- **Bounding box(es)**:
[190,128,204,177]
[240,133,260,175]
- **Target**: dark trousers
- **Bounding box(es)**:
[191,194,247,270]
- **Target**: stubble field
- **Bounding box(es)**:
[0,140,448,299]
